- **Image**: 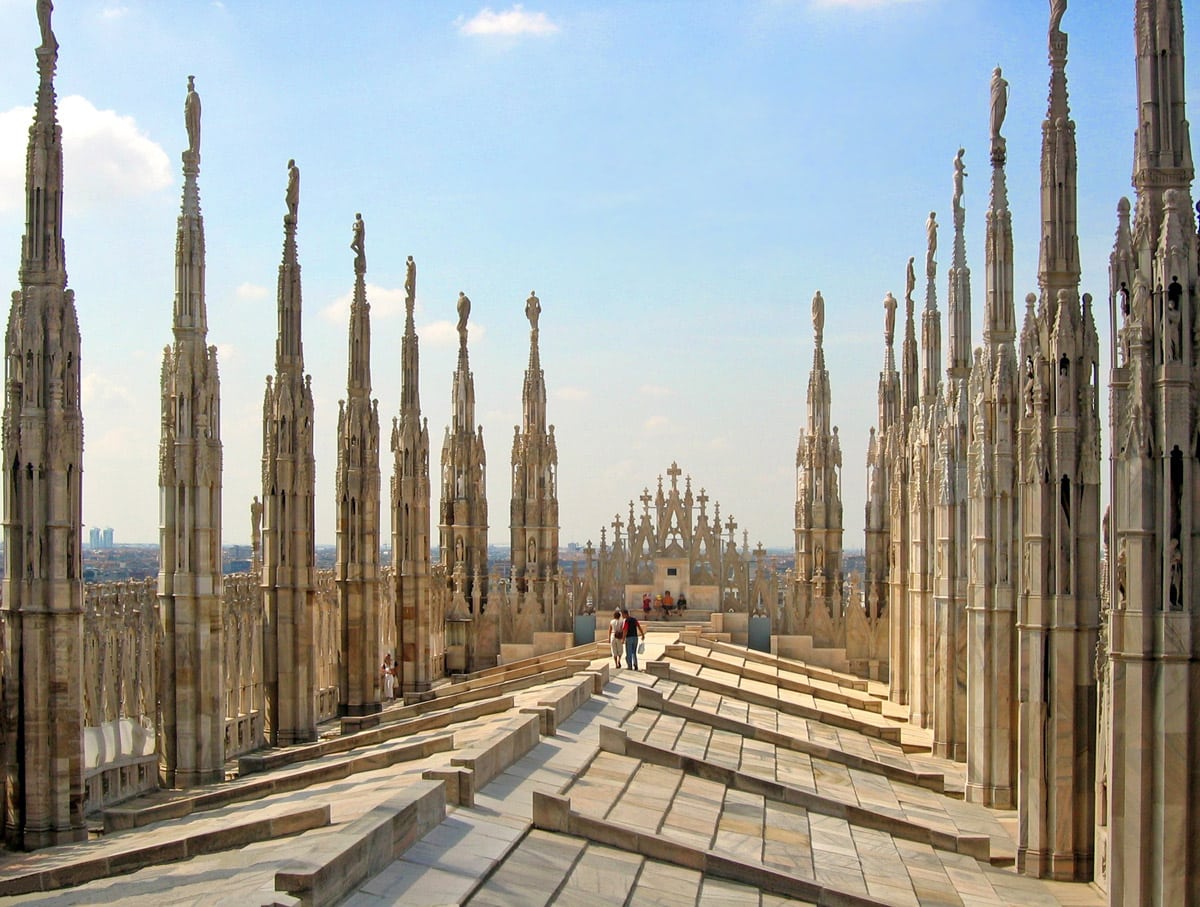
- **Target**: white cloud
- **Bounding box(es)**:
[643,415,672,433]
[807,0,924,9]
[81,372,134,407]
[638,384,675,398]
[101,5,130,19]
[0,96,169,213]
[215,343,237,363]
[554,386,590,402]
[420,319,486,348]
[457,5,559,37]
[235,282,269,301]
[321,283,411,323]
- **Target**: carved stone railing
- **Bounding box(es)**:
[222,573,264,757]
[81,578,160,813]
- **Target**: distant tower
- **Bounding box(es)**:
[261,161,318,746]
[864,292,900,624]
[439,293,488,604]
[510,291,559,598]
[0,4,86,849]
[391,257,433,693]
[1015,0,1099,881]
[335,213,381,718]
[157,75,224,788]
[793,291,843,636]
[1105,0,1200,901]
[966,65,1021,806]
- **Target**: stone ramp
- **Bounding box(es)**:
[550,748,1080,906]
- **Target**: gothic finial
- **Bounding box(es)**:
[185,75,201,157]
[925,211,938,281]
[36,0,56,54]
[1049,0,1066,35]
[351,212,365,276]
[285,159,299,225]
[456,292,471,346]
[525,290,541,331]
[404,256,415,318]
[990,66,1009,147]
[952,148,966,213]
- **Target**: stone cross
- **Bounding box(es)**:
[640,488,652,513]
[667,461,682,488]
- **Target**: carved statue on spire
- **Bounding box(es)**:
[36,0,56,52]
[1049,0,1066,35]
[925,211,938,278]
[525,291,541,331]
[185,75,201,156]
[285,159,299,225]
[952,148,966,211]
[905,256,916,303]
[884,292,897,347]
[404,255,415,315]
[989,66,1009,141]
[456,292,471,344]
[351,213,365,275]
[812,290,825,345]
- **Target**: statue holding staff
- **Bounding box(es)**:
[351,213,365,274]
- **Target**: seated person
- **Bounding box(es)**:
[662,590,674,618]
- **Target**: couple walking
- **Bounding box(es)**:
[608,607,646,670]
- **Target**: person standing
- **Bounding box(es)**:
[381,653,396,701]
[622,608,645,670]
[607,608,624,668]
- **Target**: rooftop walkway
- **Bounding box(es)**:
[0,633,1104,906]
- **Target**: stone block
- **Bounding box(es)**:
[598,723,627,755]
[422,767,473,806]
[532,790,571,832]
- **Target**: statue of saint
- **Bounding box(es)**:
[525,291,541,331]
[1050,0,1067,35]
[404,256,415,311]
[456,292,471,342]
[351,213,365,273]
[905,256,916,303]
[883,292,897,347]
[250,496,263,550]
[36,0,56,51]
[990,67,1009,141]
[185,75,201,156]
[925,211,938,276]
[285,159,300,224]
[952,148,966,210]
[812,291,825,343]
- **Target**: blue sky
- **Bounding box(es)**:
[0,1,1191,550]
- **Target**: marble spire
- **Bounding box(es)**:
[1015,0,1100,882]
[793,291,844,644]
[1104,0,1199,900]
[392,256,433,693]
[2,0,87,847]
[921,213,942,405]
[335,213,381,718]
[947,149,972,379]
[966,60,1021,811]
[261,160,318,746]
[511,292,559,594]
[157,75,225,788]
[439,293,488,609]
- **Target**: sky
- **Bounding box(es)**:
[0,0,1192,550]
